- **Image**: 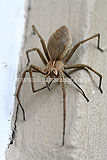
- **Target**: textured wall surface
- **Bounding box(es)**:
[6,0,107,160]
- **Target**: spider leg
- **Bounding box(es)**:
[29,68,53,92]
[64,33,103,64]
[30,70,53,92]
[26,48,47,66]
[60,74,66,146]
[28,64,51,92]
[45,72,51,91]
[34,78,54,92]
[64,64,103,93]
[16,68,52,120]
[63,71,89,102]
[32,25,51,61]
[16,69,29,120]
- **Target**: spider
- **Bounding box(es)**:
[16,25,103,146]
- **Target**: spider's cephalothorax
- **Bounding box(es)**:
[46,60,64,78]
[16,25,103,146]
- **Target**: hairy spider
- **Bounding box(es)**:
[16,25,103,146]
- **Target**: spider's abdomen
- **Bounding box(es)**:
[47,26,72,61]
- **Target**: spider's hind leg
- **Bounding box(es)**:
[32,25,50,61]
[64,33,104,64]
[26,48,47,67]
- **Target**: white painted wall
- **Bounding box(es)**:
[6,0,107,160]
[0,1,25,160]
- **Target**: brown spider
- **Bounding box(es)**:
[16,25,103,146]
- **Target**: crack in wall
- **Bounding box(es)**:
[8,104,19,147]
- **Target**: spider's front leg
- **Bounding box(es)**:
[59,71,66,146]
[16,68,45,120]
[63,71,89,102]
[45,72,51,91]
[33,78,54,93]
[16,67,52,120]
[16,69,29,120]
[61,80,66,146]
[28,64,51,93]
